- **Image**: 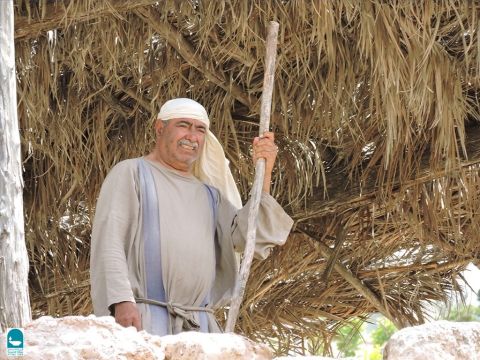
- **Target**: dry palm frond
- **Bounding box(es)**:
[13,0,480,355]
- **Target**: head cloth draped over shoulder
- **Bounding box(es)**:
[157,98,242,209]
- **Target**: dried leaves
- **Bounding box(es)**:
[13,0,480,355]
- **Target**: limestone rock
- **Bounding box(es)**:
[0,315,164,360]
[275,357,352,360]
[161,331,272,359]
[0,315,273,360]
[383,320,480,360]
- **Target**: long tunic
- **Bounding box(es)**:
[90,157,293,334]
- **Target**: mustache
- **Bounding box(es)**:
[178,139,199,149]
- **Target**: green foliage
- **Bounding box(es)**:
[335,318,364,357]
[368,346,383,360]
[370,318,397,347]
[443,304,480,322]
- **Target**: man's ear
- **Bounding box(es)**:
[155,119,164,137]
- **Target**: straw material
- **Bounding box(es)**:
[13,0,480,356]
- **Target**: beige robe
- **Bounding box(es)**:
[90,157,293,333]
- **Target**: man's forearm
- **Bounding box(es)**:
[262,173,271,194]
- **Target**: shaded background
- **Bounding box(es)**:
[12,0,480,355]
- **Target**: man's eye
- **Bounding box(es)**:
[198,128,206,133]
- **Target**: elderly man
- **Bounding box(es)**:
[90,98,293,335]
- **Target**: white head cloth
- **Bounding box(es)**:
[157,98,242,209]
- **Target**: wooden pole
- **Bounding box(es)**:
[0,0,32,331]
[225,21,279,332]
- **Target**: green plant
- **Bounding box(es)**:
[335,318,364,357]
[370,318,397,347]
[443,304,480,322]
[368,345,383,360]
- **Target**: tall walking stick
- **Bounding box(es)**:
[225,21,279,332]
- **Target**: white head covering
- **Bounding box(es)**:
[157,98,242,209]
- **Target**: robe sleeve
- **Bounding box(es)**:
[216,191,293,262]
[212,191,293,306]
[90,160,140,316]
[231,192,294,260]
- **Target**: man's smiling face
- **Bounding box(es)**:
[155,118,207,173]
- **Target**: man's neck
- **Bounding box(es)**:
[145,152,194,177]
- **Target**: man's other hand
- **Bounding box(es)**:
[114,301,142,331]
[253,131,279,193]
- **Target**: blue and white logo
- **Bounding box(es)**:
[6,328,24,357]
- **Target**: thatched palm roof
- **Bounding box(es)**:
[14,0,480,355]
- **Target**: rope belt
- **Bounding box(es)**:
[135,297,214,314]
[136,297,214,330]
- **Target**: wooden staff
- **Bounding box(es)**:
[225,21,279,332]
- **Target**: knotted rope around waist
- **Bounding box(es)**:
[135,297,214,314]
[135,297,214,331]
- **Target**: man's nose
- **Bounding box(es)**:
[184,129,201,140]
